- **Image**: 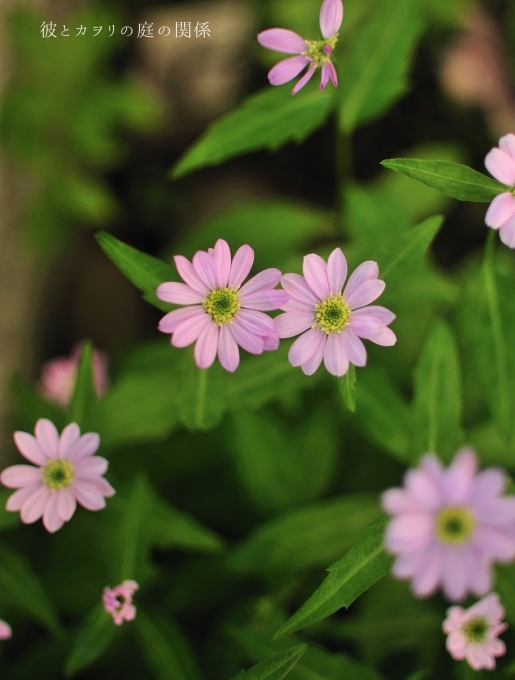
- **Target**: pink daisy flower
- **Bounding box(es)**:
[485,133,515,248]
[156,239,289,373]
[39,345,109,407]
[443,593,507,670]
[274,248,396,377]
[103,580,139,626]
[0,620,12,640]
[257,0,343,95]
[382,449,515,602]
[1,419,115,533]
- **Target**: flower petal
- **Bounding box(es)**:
[319,0,344,38]
[443,448,477,504]
[275,311,314,338]
[68,433,100,462]
[292,66,316,94]
[300,331,326,375]
[363,326,397,346]
[5,483,40,511]
[35,419,59,459]
[499,134,515,161]
[352,305,396,326]
[289,328,323,366]
[485,192,515,228]
[269,55,310,86]
[218,326,240,372]
[342,330,367,367]
[343,261,379,300]
[237,309,276,337]
[43,493,65,533]
[499,216,515,248]
[231,318,265,355]
[192,251,218,290]
[229,245,254,288]
[158,306,204,334]
[173,255,209,294]
[1,465,42,489]
[257,28,307,53]
[90,477,116,498]
[325,60,338,87]
[172,313,212,348]
[239,268,282,297]
[76,456,108,478]
[20,486,51,524]
[58,423,81,460]
[56,488,77,522]
[264,333,280,351]
[214,239,231,288]
[240,289,289,311]
[13,432,47,465]
[156,282,204,305]
[345,279,385,309]
[303,253,330,300]
[194,323,219,369]
[323,333,349,376]
[411,545,444,598]
[281,273,318,306]
[485,147,515,185]
[320,64,330,90]
[327,248,347,293]
[73,481,107,510]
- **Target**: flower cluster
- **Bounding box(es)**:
[102,580,139,625]
[485,133,515,248]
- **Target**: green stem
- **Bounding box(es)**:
[195,368,207,428]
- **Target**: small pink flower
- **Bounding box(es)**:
[156,239,289,373]
[103,580,139,625]
[443,593,507,670]
[258,0,343,95]
[485,133,515,248]
[275,248,396,377]
[0,620,12,640]
[382,449,515,602]
[1,419,115,533]
[39,345,109,407]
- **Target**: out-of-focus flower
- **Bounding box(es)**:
[1,419,115,533]
[443,593,507,670]
[0,620,12,640]
[103,580,139,626]
[39,345,109,407]
[485,134,515,248]
[275,248,395,377]
[258,0,343,95]
[156,239,288,373]
[382,449,515,602]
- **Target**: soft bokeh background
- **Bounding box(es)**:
[1,0,515,678]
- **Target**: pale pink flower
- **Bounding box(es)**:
[39,345,109,407]
[485,133,515,248]
[443,593,507,670]
[156,239,289,373]
[1,419,115,533]
[0,620,12,640]
[275,248,396,377]
[382,449,515,602]
[103,580,139,625]
[258,0,343,95]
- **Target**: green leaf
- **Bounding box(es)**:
[272,515,392,639]
[339,365,356,412]
[96,231,176,312]
[64,604,115,677]
[338,0,424,131]
[0,489,20,532]
[376,215,443,293]
[119,475,150,582]
[405,673,430,680]
[229,645,307,680]
[230,495,380,575]
[68,340,94,429]
[353,368,410,462]
[177,358,228,431]
[135,612,203,680]
[172,86,335,179]
[494,563,515,627]
[380,159,507,202]
[410,319,463,462]
[0,544,61,634]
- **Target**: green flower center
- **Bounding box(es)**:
[463,616,489,643]
[303,35,338,68]
[435,506,475,545]
[314,294,351,334]
[202,288,241,326]
[42,459,75,491]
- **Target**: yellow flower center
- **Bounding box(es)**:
[303,35,338,68]
[463,616,489,643]
[202,288,241,326]
[42,459,75,491]
[314,294,351,334]
[435,506,475,545]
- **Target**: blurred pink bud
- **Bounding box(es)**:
[0,620,11,640]
[103,580,139,626]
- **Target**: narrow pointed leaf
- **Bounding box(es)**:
[229,644,307,680]
[96,231,177,312]
[339,364,356,412]
[64,605,115,677]
[119,475,149,583]
[380,159,507,202]
[68,340,94,429]
[172,86,335,178]
[272,515,392,639]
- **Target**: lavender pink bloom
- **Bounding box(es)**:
[485,133,515,248]
[443,593,507,670]
[156,239,288,373]
[39,345,109,407]
[103,580,139,625]
[1,419,115,533]
[382,449,515,602]
[258,0,343,95]
[0,620,11,640]
[275,248,396,377]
